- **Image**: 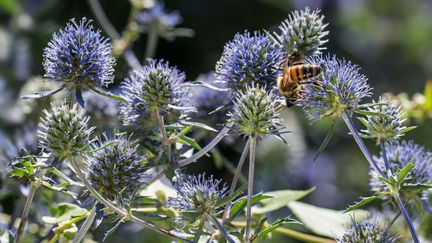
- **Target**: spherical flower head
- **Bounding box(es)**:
[137,2,182,30]
[87,133,147,201]
[43,18,115,91]
[338,219,396,243]
[215,31,283,92]
[299,55,371,122]
[167,173,228,214]
[120,58,190,127]
[38,101,94,158]
[188,72,233,124]
[227,84,283,137]
[359,97,410,144]
[370,140,432,201]
[272,8,329,56]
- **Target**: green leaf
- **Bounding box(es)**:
[229,194,273,220]
[353,109,390,119]
[21,85,65,99]
[42,203,88,224]
[252,188,315,214]
[424,80,432,111]
[0,0,20,14]
[180,121,218,132]
[216,184,247,208]
[92,88,128,103]
[399,126,417,134]
[210,150,223,169]
[401,183,432,192]
[177,135,201,150]
[397,162,415,184]
[254,217,301,240]
[357,102,389,108]
[314,122,335,161]
[344,195,379,213]
[287,201,368,238]
[176,125,193,137]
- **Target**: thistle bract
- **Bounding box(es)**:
[227,85,283,137]
[87,133,147,201]
[167,173,228,215]
[359,97,410,144]
[215,31,283,91]
[370,140,432,202]
[38,102,94,158]
[272,8,329,56]
[299,55,371,122]
[120,59,190,127]
[43,18,115,97]
[338,219,396,243]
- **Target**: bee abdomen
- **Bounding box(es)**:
[289,65,321,81]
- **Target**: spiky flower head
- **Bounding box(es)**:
[338,219,396,243]
[167,173,228,214]
[272,8,328,56]
[120,58,191,127]
[215,31,283,92]
[370,140,432,202]
[299,55,371,122]
[137,2,182,30]
[43,18,115,97]
[227,84,283,137]
[359,97,413,144]
[87,133,147,201]
[38,101,94,158]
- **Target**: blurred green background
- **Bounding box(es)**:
[0,0,431,242]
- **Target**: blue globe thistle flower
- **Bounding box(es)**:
[299,55,372,122]
[359,97,414,144]
[215,31,284,92]
[87,132,148,201]
[271,8,329,56]
[188,72,233,125]
[38,101,95,159]
[227,84,283,137]
[120,58,191,128]
[370,140,432,203]
[338,219,396,243]
[137,2,182,30]
[24,18,116,107]
[167,173,228,214]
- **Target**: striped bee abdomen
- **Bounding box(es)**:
[289,64,321,81]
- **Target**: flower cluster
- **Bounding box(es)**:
[227,85,283,137]
[370,140,432,201]
[272,7,329,56]
[299,55,371,122]
[215,31,283,91]
[38,102,94,158]
[120,59,190,127]
[87,133,147,201]
[168,173,228,215]
[359,97,411,144]
[338,219,396,243]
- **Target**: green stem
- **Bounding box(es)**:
[179,124,232,167]
[231,221,335,243]
[341,112,386,178]
[144,28,158,59]
[155,112,178,170]
[208,213,234,243]
[222,138,250,221]
[68,157,192,242]
[73,204,97,243]
[245,136,256,243]
[15,181,39,243]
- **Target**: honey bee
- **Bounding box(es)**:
[277,52,321,107]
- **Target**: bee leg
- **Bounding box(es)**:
[286,98,295,108]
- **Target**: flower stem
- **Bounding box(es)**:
[380,141,391,174]
[245,136,256,243]
[179,124,232,167]
[155,112,178,170]
[208,213,234,243]
[395,193,420,243]
[73,204,97,243]
[69,156,193,242]
[341,112,385,178]
[15,181,39,243]
[144,28,158,59]
[222,138,250,221]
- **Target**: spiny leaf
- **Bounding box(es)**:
[177,135,201,150]
[344,195,379,213]
[92,88,128,103]
[229,194,273,220]
[401,183,432,192]
[399,126,417,134]
[353,109,390,119]
[254,217,301,240]
[397,162,415,184]
[314,121,335,161]
[180,121,218,132]
[20,85,65,99]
